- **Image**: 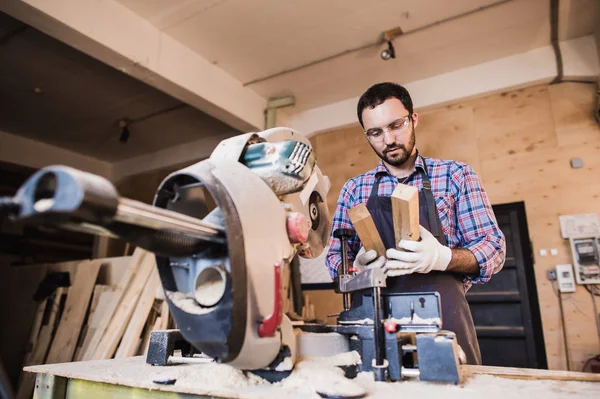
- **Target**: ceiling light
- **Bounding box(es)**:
[119,119,130,144]
[381,41,396,61]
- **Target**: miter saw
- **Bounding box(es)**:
[0,127,463,385]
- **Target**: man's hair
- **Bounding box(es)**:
[357,82,414,127]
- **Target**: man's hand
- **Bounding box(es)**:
[384,226,452,276]
[353,246,386,271]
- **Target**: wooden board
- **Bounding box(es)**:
[76,285,118,361]
[115,270,160,358]
[391,183,420,246]
[45,260,102,364]
[92,253,155,360]
[462,364,600,382]
[347,203,386,256]
[16,287,67,399]
[80,250,147,361]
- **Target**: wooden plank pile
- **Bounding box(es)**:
[15,248,173,399]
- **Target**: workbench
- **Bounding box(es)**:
[25,357,600,399]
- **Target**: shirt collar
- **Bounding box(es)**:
[373,150,424,178]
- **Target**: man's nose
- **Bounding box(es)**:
[383,130,396,145]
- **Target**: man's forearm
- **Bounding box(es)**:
[446,248,479,277]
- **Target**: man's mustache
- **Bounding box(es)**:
[383,145,406,154]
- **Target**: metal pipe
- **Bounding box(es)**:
[372,286,385,367]
[116,198,225,244]
[340,237,350,310]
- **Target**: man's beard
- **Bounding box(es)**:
[371,126,416,166]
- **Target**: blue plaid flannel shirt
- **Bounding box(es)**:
[325,155,506,291]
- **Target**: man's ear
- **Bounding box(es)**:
[412,112,419,129]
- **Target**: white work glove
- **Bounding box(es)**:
[383,226,452,277]
[353,246,386,271]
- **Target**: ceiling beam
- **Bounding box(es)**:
[288,35,600,137]
[1,0,266,132]
[0,130,111,178]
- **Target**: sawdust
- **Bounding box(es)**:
[275,353,366,399]
[166,290,213,315]
[195,278,225,307]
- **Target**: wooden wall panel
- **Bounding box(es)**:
[472,86,558,161]
[309,82,600,372]
[417,105,482,175]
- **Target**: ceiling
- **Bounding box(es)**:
[0,12,239,163]
[117,0,600,111]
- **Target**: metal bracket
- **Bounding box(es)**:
[336,267,386,293]
[33,373,67,399]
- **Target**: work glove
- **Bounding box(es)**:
[353,246,386,271]
[383,226,452,277]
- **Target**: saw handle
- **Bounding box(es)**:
[258,263,283,338]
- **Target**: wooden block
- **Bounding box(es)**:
[80,249,147,361]
[115,270,160,358]
[45,260,102,364]
[347,203,386,256]
[91,253,155,360]
[391,183,420,246]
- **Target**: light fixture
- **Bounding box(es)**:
[119,119,130,143]
[381,41,396,61]
[380,26,402,61]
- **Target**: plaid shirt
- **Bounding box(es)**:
[325,154,506,291]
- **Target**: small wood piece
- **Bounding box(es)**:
[159,301,170,330]
[138,307,158,356]
[115,270,160,358]
[45,260,102,364]
[391,183,420,246]
[92,253,156,360]
[347,203,386,256]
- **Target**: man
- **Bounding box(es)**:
[325,82,506,365]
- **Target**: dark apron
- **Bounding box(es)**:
[361,157,481,365]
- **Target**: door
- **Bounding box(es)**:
[466,202,547,368]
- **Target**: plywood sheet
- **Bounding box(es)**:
[473,86,558,161]
[549,82,600,147]
[417,104,481,175]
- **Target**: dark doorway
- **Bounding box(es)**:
[467,201,547,368]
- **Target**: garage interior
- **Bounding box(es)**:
[1,0,599,398]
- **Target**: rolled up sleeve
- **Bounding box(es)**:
[455,165,506,285]
[325,179,361,279]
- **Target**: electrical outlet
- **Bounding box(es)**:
[556,264,576,293]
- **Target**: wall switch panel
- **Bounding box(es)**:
[556,264,576,293]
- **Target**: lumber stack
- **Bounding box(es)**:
[16,248,173,399]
